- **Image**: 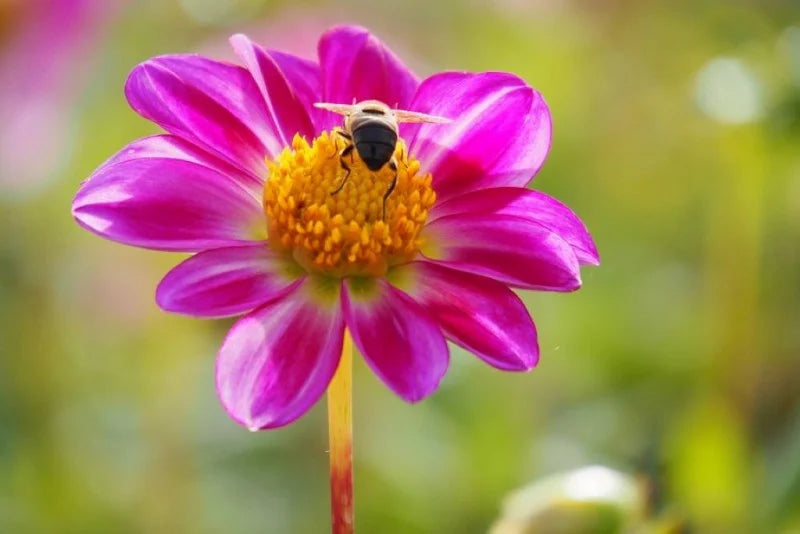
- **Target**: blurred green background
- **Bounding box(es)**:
[2,0,800,532]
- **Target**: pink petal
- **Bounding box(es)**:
[266,48,326,129]
[317,25,418,131]
[229,34,316,145]
[404,72,551,203]
[422,213,581,291]
[216,278,345,430]
[397,262,539,371]
[430,187,599,266]
[72,139,264,252]
[125,55,280,178]
[96,134,262,194]
[156,244,300,318]
[342,278,448,402]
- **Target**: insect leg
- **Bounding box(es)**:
[383,157,399,220]
[333,127,352,141]
[397,144,408,169]
[331,144,355,195]
[328,128,353,158]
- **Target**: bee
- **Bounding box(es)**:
[314,100,450,219]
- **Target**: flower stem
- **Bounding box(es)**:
[328,329,354,534]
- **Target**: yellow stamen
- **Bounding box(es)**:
[264,132,436,277]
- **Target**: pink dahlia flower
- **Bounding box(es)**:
[72,26,598,430]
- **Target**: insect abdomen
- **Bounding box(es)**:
[352,123,397,171]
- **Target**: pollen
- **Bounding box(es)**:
[264,132,436,277]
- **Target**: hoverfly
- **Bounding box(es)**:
[314,100,450,219]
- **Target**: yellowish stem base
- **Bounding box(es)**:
[328,329,354,534]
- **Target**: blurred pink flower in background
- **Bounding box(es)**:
[198,6,337,60]
[0,0,116,197]
[196,6,425,78]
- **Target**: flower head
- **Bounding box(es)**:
[72,26,599,430]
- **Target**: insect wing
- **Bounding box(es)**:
[313,102,358,115]
[392,109,451,124]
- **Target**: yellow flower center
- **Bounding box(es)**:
[264,132,436,277]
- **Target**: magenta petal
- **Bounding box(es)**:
[216,279,345,430]
[229,35,316,145]
[72,139,264,252]
[422,213,581,291]
[404,72,551,203]
[125,55,279,177]
[398,262,538,371]
[266,49,326,130]
[156,244,300,318]
[430,187,599,266]
[96,134,262,194]
[343,279,448,402]
[317,25,418,131]
[267,49,320,107]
